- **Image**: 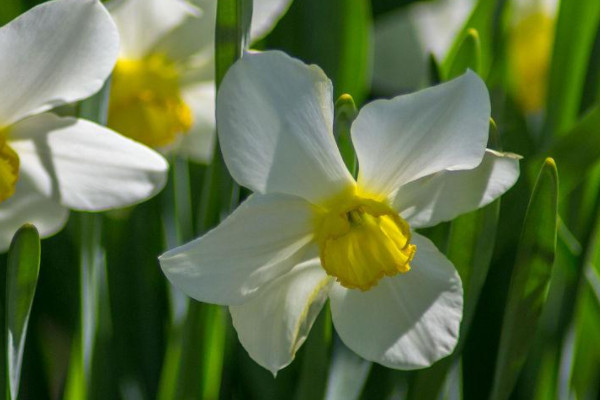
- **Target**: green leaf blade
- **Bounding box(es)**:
[490,158,559,400]
[6,224,41,400]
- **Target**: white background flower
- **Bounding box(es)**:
[160,51,520,374]
[107,0,294,163]
[0,0,169,251]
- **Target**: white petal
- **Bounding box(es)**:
[217,51,353,204]
[8,113,168,211]
[230,258,331,374]
[0,0,119,126]
[394,149,521,228]
[159,193,316,305]
[353,71,490,197]
[329,233,463,370]
[174,82,216,163]
[152,0,216,66]
[250,0,293,41]
[108,0,199,59]
[0,175,68,253]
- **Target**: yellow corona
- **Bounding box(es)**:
[315,187,416,290]
[108,54,193,148]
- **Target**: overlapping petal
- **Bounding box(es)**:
[109,0,199,59]
[352,71,490,197]
[160,193,316,305]
[8,113,168,211]
[329,233,463,369]
[217,51,353,204]
[0,175,68,252]
[0,0,119,127]
[394,150,520,228]
[230,258,331,374]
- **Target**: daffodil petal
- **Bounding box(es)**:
[152,0,216,66]
[175,82,216,163]
[0,0,119,127]
[108,0,199,59]
[250,0,293,41]
[160,193,316,305]
[329,233,462,370]
[352,71,490,197]
[8,113,168,211]
[230,258,331,375]
[0,174,68,253]
[217,51,353,204]
[394,149,521,228]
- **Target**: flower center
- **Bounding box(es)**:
[0,132,19,204]
[315,189,416,291]
[108,54,193,148]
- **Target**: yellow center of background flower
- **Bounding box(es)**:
[0,133,19,203]
[509,10,554,112]
[315,190,416,291]
[108,54,193,148]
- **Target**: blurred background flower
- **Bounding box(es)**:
[0,0,168,251]
[107,0,293,164]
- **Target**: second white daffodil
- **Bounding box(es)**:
[0,0,168,250]
[160,51,520,373]
[107,0,293,163]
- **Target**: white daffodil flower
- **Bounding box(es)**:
[160,51,520,374]
[107,0,293,163]
[0,0,168,251]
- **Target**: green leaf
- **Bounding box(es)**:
[490,158,559,400]
[442,0,498,80]
[168,1,252,398]
[543,0,600,142]
[265,0,372,105]
[0,0,23,25]
[294,309,332,400]
[215,0,253,87]
[445,28,482,80]
[334,94,358,176]
[5,224,41,400]
[324,336,372,400]
[541,104,600,199]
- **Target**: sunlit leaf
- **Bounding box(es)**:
[4,224,41,400]
[543,0,600,142]
[490,158,558,400]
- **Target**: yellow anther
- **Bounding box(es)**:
[0,133,19,203]
[108,54,193,148]
[315,190,416,291]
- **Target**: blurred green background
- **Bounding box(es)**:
[2,0,600,399]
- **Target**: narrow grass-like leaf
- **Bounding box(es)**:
[294,309,332,400]
[172,1,252,398]
[5,225,41,400]
[265,0,371,105]
[215,0,252,87]
[540,104,600,198]
[543,0,600,141]
[442,0,497,79]
[490,158,558,400]
[64,78,111,400]
[445,28,481,80]
[334,94,358,176]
